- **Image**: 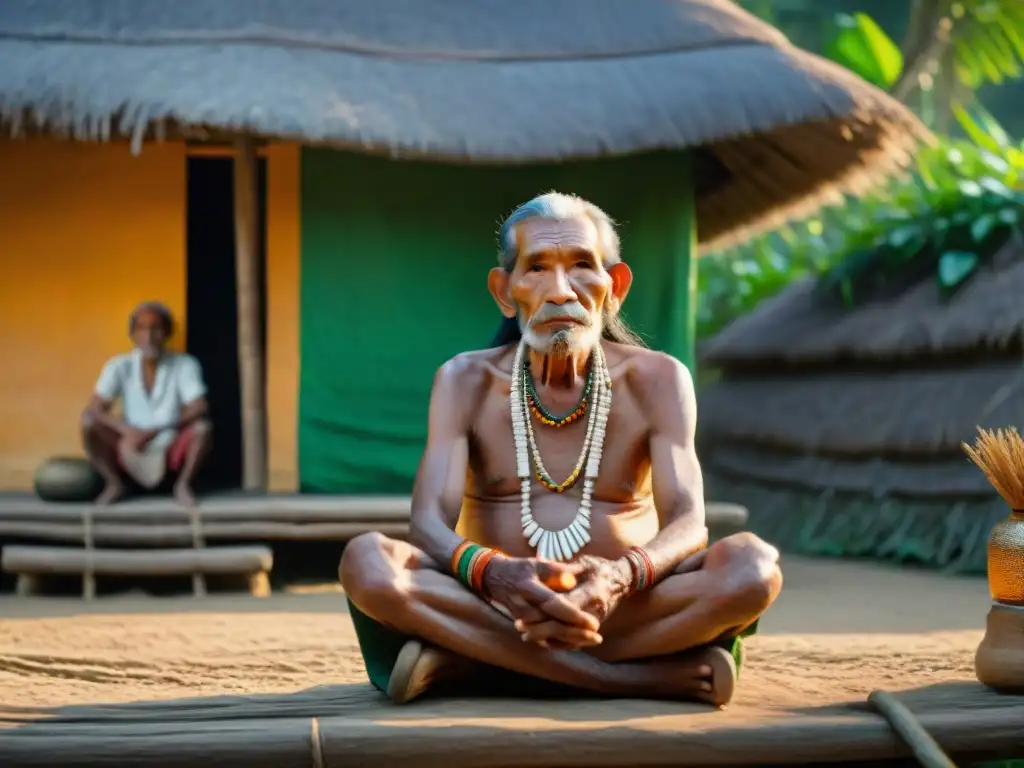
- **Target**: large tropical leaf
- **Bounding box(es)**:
[824,12,904,88]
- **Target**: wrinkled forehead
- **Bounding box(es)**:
[515,216,601,262]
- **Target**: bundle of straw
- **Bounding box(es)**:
[962,426,1024,509]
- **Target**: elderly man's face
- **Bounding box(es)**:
[506,216,613,355]
[131,309,167,359]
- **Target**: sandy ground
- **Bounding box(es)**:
[0,555,994,711]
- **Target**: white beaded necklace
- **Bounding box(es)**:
[512,340,612,561]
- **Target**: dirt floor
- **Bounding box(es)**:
[0,555,994,710]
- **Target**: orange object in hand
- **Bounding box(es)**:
[543,571,577,592]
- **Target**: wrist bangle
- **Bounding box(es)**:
[636,547,657,588]
[450,540,473,577]
[471,549,497,596]
[450,540,494,595]
[625,547,656,592]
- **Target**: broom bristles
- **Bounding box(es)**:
[962,426,1024,509]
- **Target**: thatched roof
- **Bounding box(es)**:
[0,0,928,249]
[705,443,992,499]
[702,241,1024,366]
[700,463,1001,574]
[697,243,1024,501]
[699,360,1024,459]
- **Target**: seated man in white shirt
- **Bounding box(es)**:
[82,302,212,506]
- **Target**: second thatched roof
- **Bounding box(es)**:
[0,0,929,249]
[698,241,1024,497]
[703,241,1024,367]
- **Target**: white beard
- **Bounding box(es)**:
[521,323,601,357]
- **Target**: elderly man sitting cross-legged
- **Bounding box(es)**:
[340,192,782,706]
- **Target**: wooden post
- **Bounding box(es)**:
[234,135,268,491]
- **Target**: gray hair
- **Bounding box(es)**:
[491,192,645,349]
[128,301,175,336]
[497,192,621,272]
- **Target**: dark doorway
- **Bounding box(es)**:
[185,154,267,492]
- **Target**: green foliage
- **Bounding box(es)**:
[698,109,1024,338]
[950,0,1024,87]
[825,12,904,88]
[697,220,838,338]
[696,5,1024,339]
[937,250,978,289]
[821,108,1024,305]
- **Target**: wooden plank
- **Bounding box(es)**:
[0,496,747,528]
[316,710,1022,767]
[188,508,207,598]
[0,520,409,545]
[0,717,313,767]
[0,495,413,523]
[82,509,96,601]
[1,545,272,577]
[706,501,747,528]
[0,704,1018,767]
[233,135,268,491]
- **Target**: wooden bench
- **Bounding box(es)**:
[2,544,273,599]
[0,494,748,547]
[0,494,412,547]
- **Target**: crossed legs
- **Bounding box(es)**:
[340,532,781,703]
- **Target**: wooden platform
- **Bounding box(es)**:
[2,544,274,599]
[0,493,413,546]
[0,493,749,546]
[0,563,1012,768]
[0,678,1019,767]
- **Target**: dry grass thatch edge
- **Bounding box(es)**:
[705,470,1003,574]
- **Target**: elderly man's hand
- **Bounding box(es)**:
[515,556,633,647]
[484,556,603,650]
[567,555,634,622]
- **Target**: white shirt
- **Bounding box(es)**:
[94,350,207,450]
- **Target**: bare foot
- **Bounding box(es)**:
[387,640,474,704]
[95,481,126,506]
[385,640,736,707]
[173,481,197,507]
[666,646,737,707]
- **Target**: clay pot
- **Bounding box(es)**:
[975,603,1024,691]
[975,509,1024,691]
[33,456,104,502]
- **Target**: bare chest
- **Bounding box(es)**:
[466,383,651,501]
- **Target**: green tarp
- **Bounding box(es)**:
[298,149,696,494]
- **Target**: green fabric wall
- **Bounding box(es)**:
[298,149,696,493]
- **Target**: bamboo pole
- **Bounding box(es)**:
[233,135,268,490]
[868,690,958,768]
[2,544,273,576]
[0,519,411,545]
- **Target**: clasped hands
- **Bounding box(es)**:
[482,555,633,651]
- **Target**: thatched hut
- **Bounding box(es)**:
[0,1,926,496]
[698,240,1024,573]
